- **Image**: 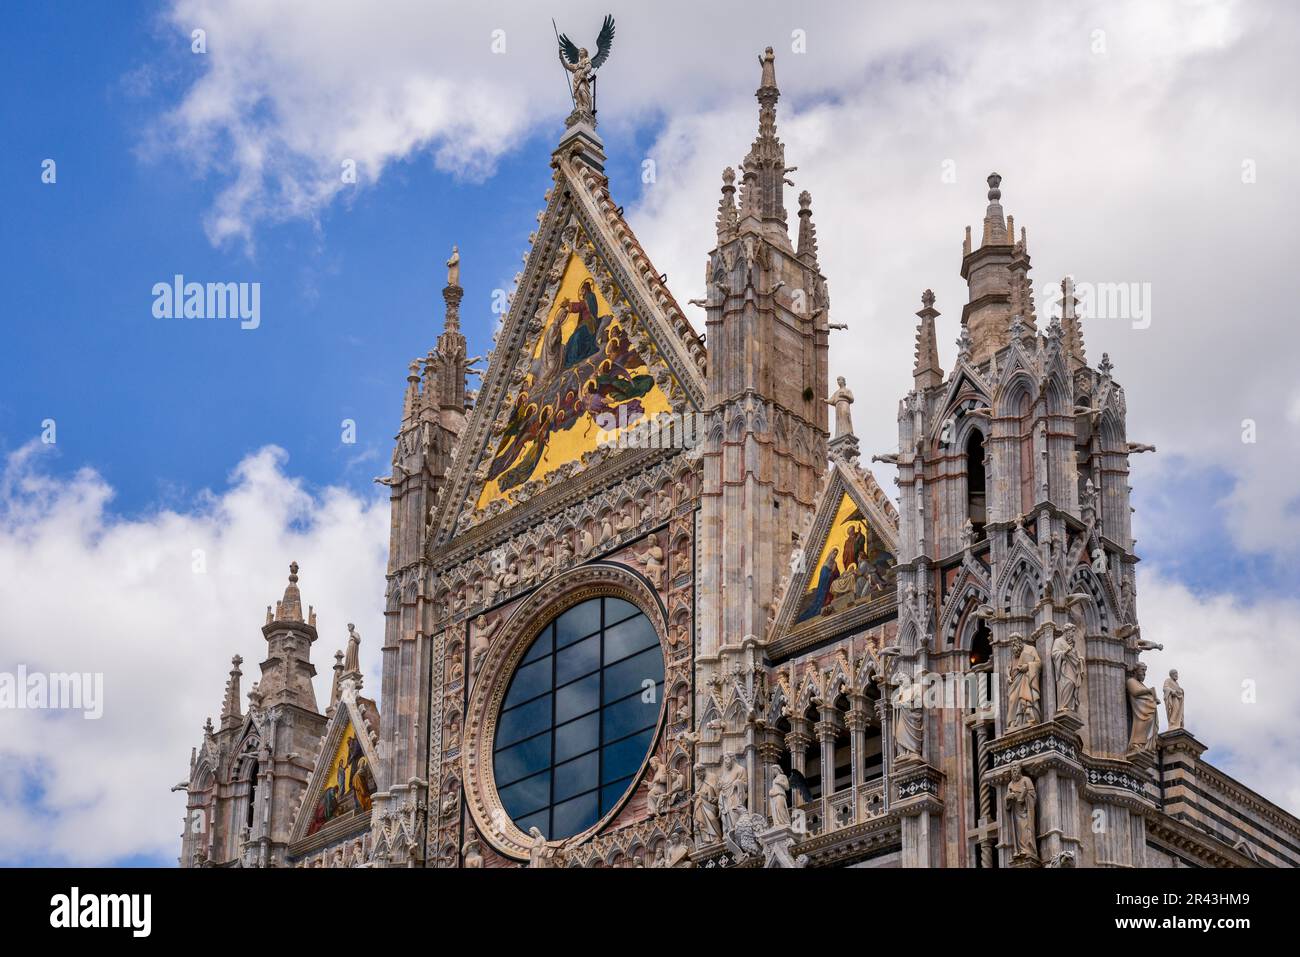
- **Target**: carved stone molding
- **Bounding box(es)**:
[893,761,945,813]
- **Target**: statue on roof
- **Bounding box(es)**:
[445,245,460,287]
[556,15,615,122]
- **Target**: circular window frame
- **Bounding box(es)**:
[462,562,668,861]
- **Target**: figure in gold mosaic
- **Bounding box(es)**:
[796,493,896,623]
[477,250,671,507]
[307,724,375,836]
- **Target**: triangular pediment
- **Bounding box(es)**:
[433,144,706,542]
[772,460,900,640]
[289,694,380,846]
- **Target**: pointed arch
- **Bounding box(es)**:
[995,544,1044,615]
[1067,564,1113,636]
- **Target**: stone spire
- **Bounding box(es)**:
[1060,276,1088,371]
[699,46,828,680]
[436,245,469,413]
[442,245,462,335]
[740,46,788,230]
[796,190,819,266]
[401,359,421,422]
[1008,225,1037,339]
[274,562,303,623]
[980,173,1008,246]
[328,649,345,715]
[220,654,244,730]
[913,289,944,391]
[716,166,738,241]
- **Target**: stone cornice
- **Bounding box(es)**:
[792,815,900,866]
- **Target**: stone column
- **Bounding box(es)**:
[785,719,813,777]
[973,721,996,867]
[846,694,872,787]
[757,740,784,820]
[815,714,840,823]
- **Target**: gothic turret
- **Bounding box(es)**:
[257,562,320,713]
[698,47,830,748]
[374,246,473,862]
[960,173,1035,365]
[741,46,790,233]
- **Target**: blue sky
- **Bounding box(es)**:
[0,2,662,516]
[1,0,1298,866]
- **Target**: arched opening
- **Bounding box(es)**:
[861,682,883,785]
[970,618,992,666]
[245,759,259,832]
[966,430,987,538]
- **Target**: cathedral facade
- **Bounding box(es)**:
[178,47,1300,870]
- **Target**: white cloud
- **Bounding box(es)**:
[625,0,1300,558]
[152,0,1300,554]
[0,443,388,865]
[1,445,1293,870]
[128,0,1300,838]
[1137,566,1300,815]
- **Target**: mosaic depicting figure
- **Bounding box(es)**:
[796,493,896,623]
[477,254,671,506]
[307,725,376,836]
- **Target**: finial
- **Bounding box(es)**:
[1059,276,1087,370]
[796,190,819,264]
[980,172,1007,246]
[716,166,738,238]
[1099,352,1114,378]
[221,655,244,726]
[276,561,304,623]
[1010,313,1028,341]
[956,325,973,363]
[913,290,943,392]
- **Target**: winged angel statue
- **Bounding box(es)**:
[557,15,615,121]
